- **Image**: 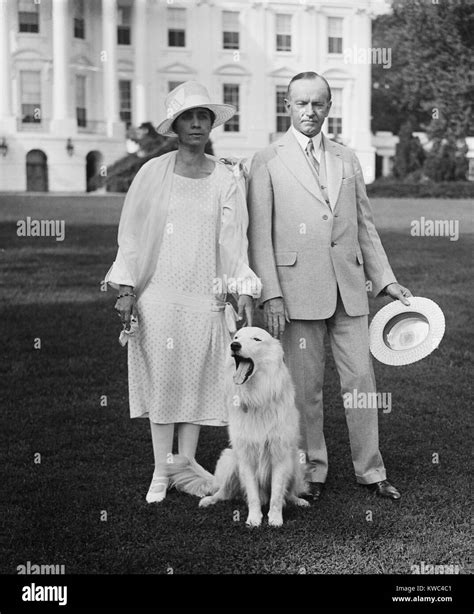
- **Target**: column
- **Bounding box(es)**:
[353,7,375,182]
[0,0,15,131]
[51,0,76,133]
[302,5,317,69]
[195,1,212,105]
[248,2,268,148]
[315,8,325,72]
[133,0,147,125]
[102,0,122,137]
[355,8,372,148]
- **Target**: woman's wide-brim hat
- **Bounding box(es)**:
[369,297,445,366]
[156,81,236,137]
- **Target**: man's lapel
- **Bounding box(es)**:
[275,130,327,206]
[322,133,343,210]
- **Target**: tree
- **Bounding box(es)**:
[423,127,469,182]
[392,119,425,180]
[371,0,474,180]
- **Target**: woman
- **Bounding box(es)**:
[105,82,261,503]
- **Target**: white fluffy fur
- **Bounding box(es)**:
[168,326,309,527]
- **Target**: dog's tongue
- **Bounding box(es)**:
[233,359,252,385]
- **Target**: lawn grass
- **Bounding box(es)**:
[0,194,472,575]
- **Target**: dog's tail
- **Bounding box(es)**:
[167,454,216,497]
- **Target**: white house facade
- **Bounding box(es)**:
[0,0,389,192]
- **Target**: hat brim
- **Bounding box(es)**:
[369,297,445,366]
[156,103,236,137]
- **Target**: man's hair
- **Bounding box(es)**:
[287,72,332,102]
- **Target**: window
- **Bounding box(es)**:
[76,75,87,127]
[276,86,290,133]
[223,84,239,132]
[21,71,41,123]
[328,117,343,138]
[73,0,85,39]
[119,80,132,127]
[18,0,39,33]
[222,11,239,50]
[328,17,343,54]
[168,8,186,47]
[276,14,291,52]
[327,87,342,138]
[168,81,184,92]
[117,4,131,45]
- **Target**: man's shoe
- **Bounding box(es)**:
[302,482,325,502]
[366,479,401,500]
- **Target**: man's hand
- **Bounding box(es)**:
[238,294,253,327]
[384,283,413,306]
[263,297,290,339]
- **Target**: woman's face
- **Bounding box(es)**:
[174,107,213,147]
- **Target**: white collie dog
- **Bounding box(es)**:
[168,326,309,527]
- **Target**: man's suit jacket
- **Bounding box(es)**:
[247,129,397,320]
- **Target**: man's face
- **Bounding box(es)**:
[174,107,213,145]
[285,78,332,137]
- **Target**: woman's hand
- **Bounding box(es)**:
[114,289,136,329]
[238,294,253,327]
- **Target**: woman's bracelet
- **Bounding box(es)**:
[117,292,136,299]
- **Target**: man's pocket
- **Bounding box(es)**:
[275,251,297,266]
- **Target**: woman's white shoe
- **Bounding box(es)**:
[146,476,169,503]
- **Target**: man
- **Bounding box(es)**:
[247,72,412,501]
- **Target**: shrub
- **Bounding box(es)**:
[392,120,426,179]
[367,179,474,198]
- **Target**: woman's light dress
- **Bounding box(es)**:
[127,166,237,425]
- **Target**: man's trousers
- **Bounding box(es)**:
[281,294,387,485]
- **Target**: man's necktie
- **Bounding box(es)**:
[305,139,320,175]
